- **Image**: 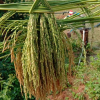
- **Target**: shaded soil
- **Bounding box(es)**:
[47,76,91,100]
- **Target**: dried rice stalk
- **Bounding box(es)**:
[10,47,15,62]
[14,48,24,92]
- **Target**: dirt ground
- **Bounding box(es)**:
[47,75,92,100]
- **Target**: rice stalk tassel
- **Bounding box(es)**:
[20,13,67,100]
[14,48,24,94]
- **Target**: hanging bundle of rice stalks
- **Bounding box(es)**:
[21,13,67,100]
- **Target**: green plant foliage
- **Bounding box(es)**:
[0,56,35,100]
[73,54,100,100]
[0,53,15,79]
[0,74,17,100]
[84,54,100,100]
